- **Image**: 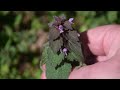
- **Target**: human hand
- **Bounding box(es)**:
[41,25,120,79]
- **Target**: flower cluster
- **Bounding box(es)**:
[59,18,74,55]
[57,18,74,33]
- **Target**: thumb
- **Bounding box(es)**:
[40,64,46,79]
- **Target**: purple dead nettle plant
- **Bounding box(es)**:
[41,15,85,79]
[49,16,80,56]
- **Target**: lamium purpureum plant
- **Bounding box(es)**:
[40,15,85,79]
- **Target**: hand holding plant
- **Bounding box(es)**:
[41,25,120,79]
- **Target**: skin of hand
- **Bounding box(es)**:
[41,25,120,79]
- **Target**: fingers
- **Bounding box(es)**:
[96,56,108,62]
[41,71,46,79]
[40,64,46,79]
[69,49,120,79]
[81,25,120,62]
[40,25,120,79]
[41,64,46,71]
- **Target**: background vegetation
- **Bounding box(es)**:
[0,11,120,79]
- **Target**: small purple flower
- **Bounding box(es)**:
[63,48,68,56]
[58,25,64,33]
[68,18,74,24]
[63,48,67,52]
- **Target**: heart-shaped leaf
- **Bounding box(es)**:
[49,27,60,40]
[49,37,63,53]
[68,39,84,63]
[47,46,64,67]
[46,46,71,79]
[67,30,79,42]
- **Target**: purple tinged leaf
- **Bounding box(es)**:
[49,27,60,40]
[67,30,80,42]
[63,21,73,30]
[68,39,84,61]
[53,16,61,25]
[49,37,63,53]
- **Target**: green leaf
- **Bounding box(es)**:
[66,52,80,62]
[47,46,64,67]
[46,61,71,79]
[40,42,64,67]
[42,45,71,79]
[56,63,71,79]
[40,43,49,66]
[66,52,84,67]
[35,69,42,79]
